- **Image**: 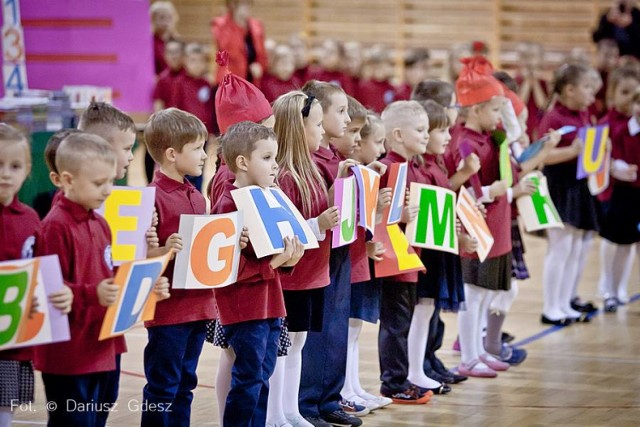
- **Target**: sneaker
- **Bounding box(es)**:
[357,391,392,409]
[382,385,431,405]
[604,297,618,313]
[304,416,332,427]
[490,344,528,366]
[339,398,369,416]
[456,359,497,378]
[288,414,316,427]
[321,409,363,427]
[480,353,510,371]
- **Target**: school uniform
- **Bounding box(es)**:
[153,67,184,108]
[537,103,600,232]
[300,145,353,418]
[451,127,513,291]
[209,160,234,206]
[260,73,302,103]
[212,180,286,427]
[377,151,425,395]
[0,197,39,407]
[600,114,640,244]
[34,196,121,426]
[153,33,168,75]
[349,229,381,324]
[142,171,212,427]
[307,67,355,96]
[356,79,397,113]
[394,82,412,101]
[515,75,550,141]
[278,172,330,332]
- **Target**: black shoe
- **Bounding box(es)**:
[321,409,363,427]
[501,331,515,343]
[432,364,467,384]
[571,297,598,313]
[604,297,619,313]
[429,370,452,384]
[424,383,452,395]
[448,372,469,383]
[540,314,571,326]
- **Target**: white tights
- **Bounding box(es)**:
[458,284,494,367]
[266,331,311,426]
[215,348,235,426]
[407,298,441,388]
[598,239,637,301]
[543,225,589,320]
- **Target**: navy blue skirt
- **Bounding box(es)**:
[417,249,465,312]
[600,185,640,244]
[545,169,600,232]
[350,278,381,323]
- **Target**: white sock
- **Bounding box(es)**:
[0,407,13,427]
[267,357,288,426]
[341,319,362,400]
[458,284,490,371]
[216,348,235,425]
[569,230,595,301]
[283,332,312,426]
[559,227,584,318]
[477,289,495,357]
[543,227,575,319]
[490,281,519,313]
[408,298,440,388]
[598,239,618,299]
[613,244,636,301]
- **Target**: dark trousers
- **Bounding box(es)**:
[222,318,281,427]
[378,280,417,395]
[423,308,446,373]
[41,356,120,427]
[300,247,352,417]
[142,321,206,427]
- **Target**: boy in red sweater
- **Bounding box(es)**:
[213,121,304,426]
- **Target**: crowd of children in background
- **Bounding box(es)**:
[1,2,640,427]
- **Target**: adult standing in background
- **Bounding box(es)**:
[593,0,640,60]
[211,0,268,88]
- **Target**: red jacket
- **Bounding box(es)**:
[212,13,267,87]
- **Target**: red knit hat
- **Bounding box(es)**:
[215,51,273,134]
[455,56,504,107]
[501,84,525,116]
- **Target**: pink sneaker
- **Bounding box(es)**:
[456,359,497,378]
[480,353,510,371]
[452,336,460,352]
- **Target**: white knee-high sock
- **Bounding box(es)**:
[543,227,576,319]
[407,298,440,388]
[458,284,490,369]
[283,332,312,426]
[570,230,595,300]
[341,319,363,400]
[598,239,618,299]
[490,281,519,313]
[476,289,495,358]
[216,348,235,425]
[267,356,288,426]
[614,244,636,302]
[558,227,584,317]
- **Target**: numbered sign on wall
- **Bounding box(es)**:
[2,0,28,94]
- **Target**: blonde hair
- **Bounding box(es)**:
[381,100,426,138]
[56,132,116,175]
[360,112,383,141]
[144,108,208,164]
[273,91,328,217]
[150,1,177,29]
[0,124,30,168]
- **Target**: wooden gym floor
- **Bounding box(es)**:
[11,146,640,426]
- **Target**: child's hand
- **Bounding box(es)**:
[270,236,295,269]
[282,236,305,267]
[489,180,508,199]
[152,208,159,227]
[475,201,487,217]
[165,233,183,252]
[366,241,385,261]
[48,285,73,314]
[456,218,463,234]
[401,205,420,223]
[97,278,119,307]
[459,233,479,254]
[153,276,171,301]
[461,153,481,175]
[29,296,40,318]
[146,226,160,249]
[513,178,537,198]
[377,187,392,212]
[318,207,340,233]
[543,129,561,150]
[239,227,250,249]
[367,160,387,175]
[337,159,360,178]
